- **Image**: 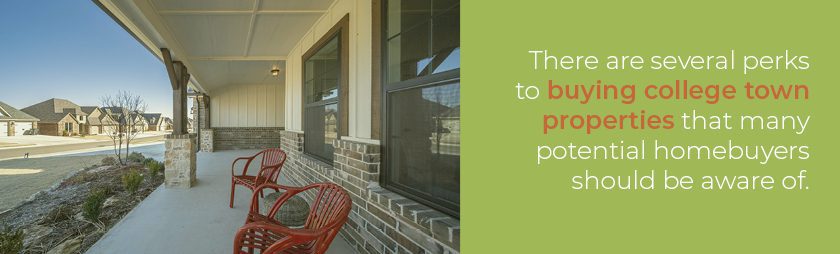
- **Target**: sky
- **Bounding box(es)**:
[0,1,173,117]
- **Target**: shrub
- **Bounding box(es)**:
[101,156,117,166]
[82,189,108,222]
[122,170,143,193]
[145,160,164,178]
[126,152,145,163]
[0,226,23,254]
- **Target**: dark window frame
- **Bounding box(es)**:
[380,0,461,218]
[302,14,350,164]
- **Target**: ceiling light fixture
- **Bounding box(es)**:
[271,66,280,77]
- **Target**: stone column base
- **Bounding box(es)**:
[200,129,214,152]
[165,133,197,188]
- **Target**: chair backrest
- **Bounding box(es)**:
[303,183,352,253]
[256,148,287,185]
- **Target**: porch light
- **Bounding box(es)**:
[271,68,280,77]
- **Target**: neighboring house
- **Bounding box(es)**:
[141,113,162,131]
[134,113,148,133]
[80,106,119,135]
[0,101,40,136]
[100,113,120,135]
[101,107,124,122]
[21,98,85,136]
[102,107,147,134]
[158,117,173,131]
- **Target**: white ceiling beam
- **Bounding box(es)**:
[157,10,326,15]
[190,56,287,61]
[243,0,260,56]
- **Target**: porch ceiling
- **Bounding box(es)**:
[98,0,335,93]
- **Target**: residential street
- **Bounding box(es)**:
[0,134,165,160]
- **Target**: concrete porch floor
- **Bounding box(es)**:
[86,149,356,254]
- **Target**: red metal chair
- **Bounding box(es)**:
[230,148,287,208]
[233,183,352,254]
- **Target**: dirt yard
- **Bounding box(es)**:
[0,155,108,212]
[0,155,164,253]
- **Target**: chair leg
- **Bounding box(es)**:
[230,181,236,208]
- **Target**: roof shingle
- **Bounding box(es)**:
[21,98,85,123]
[0,101,40,121]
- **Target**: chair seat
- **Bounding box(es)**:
[261,191,310,228]
[233,175,259,187]
[230,148,287,208]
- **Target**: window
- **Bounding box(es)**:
[303,35,342,163]
[383,0,460,217]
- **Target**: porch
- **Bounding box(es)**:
[94,0,460,253]
[85,149,355,253]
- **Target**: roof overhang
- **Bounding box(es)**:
[94,0,334,94]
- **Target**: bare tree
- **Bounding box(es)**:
[101,91,147,165]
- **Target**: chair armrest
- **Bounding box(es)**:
[252,164,282,185]
[231,154,259,176]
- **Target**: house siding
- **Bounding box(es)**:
[210,84,284,128]
[284,0,373,138]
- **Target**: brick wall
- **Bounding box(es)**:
[37,123,59,136]
[213,127,283,150]
[279,131,460,254]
